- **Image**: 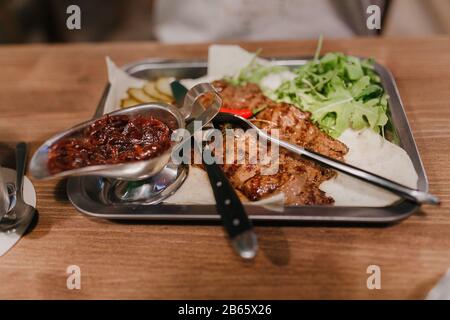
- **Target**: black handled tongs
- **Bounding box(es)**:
[171,80,258,260]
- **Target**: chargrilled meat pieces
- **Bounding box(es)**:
[213,81,266,112]
[212,80,348,205]
[255,103,347,161]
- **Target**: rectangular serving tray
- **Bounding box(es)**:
[66,57,429,224]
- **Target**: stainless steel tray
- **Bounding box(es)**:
[67,57,429,223]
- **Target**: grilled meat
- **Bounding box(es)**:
[212,80,348,205]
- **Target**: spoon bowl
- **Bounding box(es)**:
[0,166,9,222]
[0,142,35,232]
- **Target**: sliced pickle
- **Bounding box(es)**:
[155,77,175,97]
[127,88,157,103]
[120,98,140,109]
[143,81,173,103]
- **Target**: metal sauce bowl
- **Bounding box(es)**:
[29,83,220,181]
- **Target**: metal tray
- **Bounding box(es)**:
[67,57,429,223]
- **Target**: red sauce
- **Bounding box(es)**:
[48,115,172,174]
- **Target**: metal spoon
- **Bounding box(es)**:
[213,112,440,206]
[0,142,35,231]
[0,164,10,221]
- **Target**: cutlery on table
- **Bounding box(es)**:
[171,80,258,259]
[213,112,440,206]
[0,164,10,222]
[0,142,35,231]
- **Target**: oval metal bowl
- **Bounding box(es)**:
[29,103,185,181]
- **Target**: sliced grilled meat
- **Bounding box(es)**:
[212,80,348,205]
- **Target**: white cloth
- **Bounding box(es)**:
[426,268,450,300]
[153,0,355,43]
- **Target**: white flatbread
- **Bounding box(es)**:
[320,129,418,206]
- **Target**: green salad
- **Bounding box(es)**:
[227,41,390,138]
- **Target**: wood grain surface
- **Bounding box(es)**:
[0,37,449,299]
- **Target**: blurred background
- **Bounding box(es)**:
[0,0,449,44]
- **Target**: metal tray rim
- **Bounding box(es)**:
[67,56,428,224]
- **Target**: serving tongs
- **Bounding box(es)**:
[213,112,440,206]
[29,83,222,181]
[171,81,258,260]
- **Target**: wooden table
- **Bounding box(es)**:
[0,37,449,299]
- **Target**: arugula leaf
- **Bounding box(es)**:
[222,41,390,138]
[271,52,390,137]
[226,49,289,86]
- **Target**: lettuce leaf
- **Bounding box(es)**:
[272,52,389,137]
[222,43,389,138]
